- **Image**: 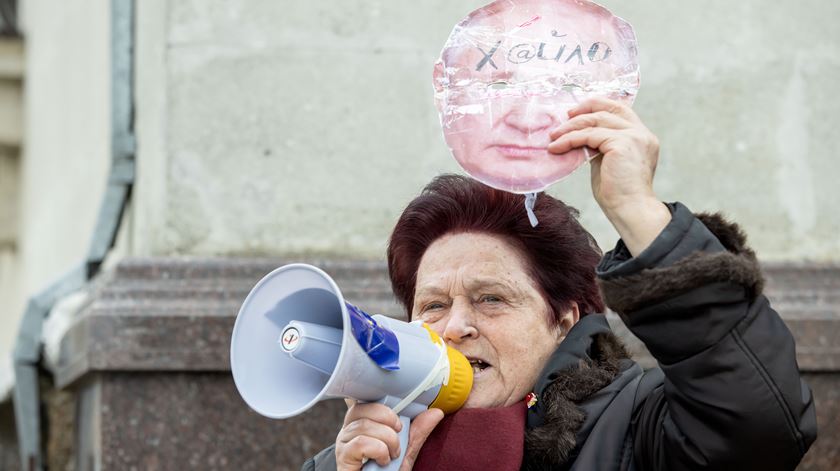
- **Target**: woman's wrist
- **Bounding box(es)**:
[600,196,672,257]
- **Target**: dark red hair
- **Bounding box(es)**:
[387,174,605,327]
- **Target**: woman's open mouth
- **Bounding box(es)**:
[468,358,492,378]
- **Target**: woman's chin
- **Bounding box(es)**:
[461,368,503,408]
[462,394,491,409]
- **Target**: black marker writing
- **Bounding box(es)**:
[473,34,613,69]
[538,43,566,61]
[476,41,502,71]
[565,45,584,65]
[587,42,611,62]
[508,43,537,64]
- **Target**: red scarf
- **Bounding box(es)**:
[413,401,527,471]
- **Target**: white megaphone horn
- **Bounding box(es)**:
[230,264,473,471]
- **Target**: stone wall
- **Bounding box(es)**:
[129,0,840,261]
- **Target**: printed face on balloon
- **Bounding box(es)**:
[434,0,640,193]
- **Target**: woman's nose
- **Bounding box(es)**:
[442,298,478,343]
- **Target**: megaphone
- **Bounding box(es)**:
[230,264,473,470]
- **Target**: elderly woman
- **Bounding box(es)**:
[303,98,817,470]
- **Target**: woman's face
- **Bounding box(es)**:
[412,232,579,408]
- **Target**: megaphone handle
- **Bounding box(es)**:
[362,415,411,471]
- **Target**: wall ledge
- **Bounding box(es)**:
[53,257,840,389]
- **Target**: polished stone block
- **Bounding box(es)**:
[97,373,344,470]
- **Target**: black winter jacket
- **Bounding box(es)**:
[304,203,817,470]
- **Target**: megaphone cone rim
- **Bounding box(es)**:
[230,263,354,419]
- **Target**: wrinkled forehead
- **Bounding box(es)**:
[440,0,633,82]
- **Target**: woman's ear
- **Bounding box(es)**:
[557,302,580,340]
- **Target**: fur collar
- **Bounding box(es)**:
[522,318,631,470]
[599,212,764,316]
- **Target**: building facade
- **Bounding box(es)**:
[1,0,838,469]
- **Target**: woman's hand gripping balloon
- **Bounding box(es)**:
[547,97,672,256]
[335,400,444,471]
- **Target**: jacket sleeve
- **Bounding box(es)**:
[301,445,337,471]
[597,202,817,470]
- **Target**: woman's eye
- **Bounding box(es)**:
[416,302,446,321]
[422,302,446,312]
[479,294,502,304]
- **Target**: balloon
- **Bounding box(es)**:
[434,0,640,193]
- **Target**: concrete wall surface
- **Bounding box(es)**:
[15,0,111,307]
[0,148,20,365]
[131,0,840,261]
[0,35,23,380]
[0,0,112,377]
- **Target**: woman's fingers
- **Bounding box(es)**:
[339,418,402,458]
[336,405,444,470]
[344,402,402,431]
[399,408,445,471]
[568,96,640,123]
[548,127,616,155]
[549,111,629,140]
[336,403,404,470]
[340,435,394,468]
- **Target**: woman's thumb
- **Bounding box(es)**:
[398,408,445,471]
